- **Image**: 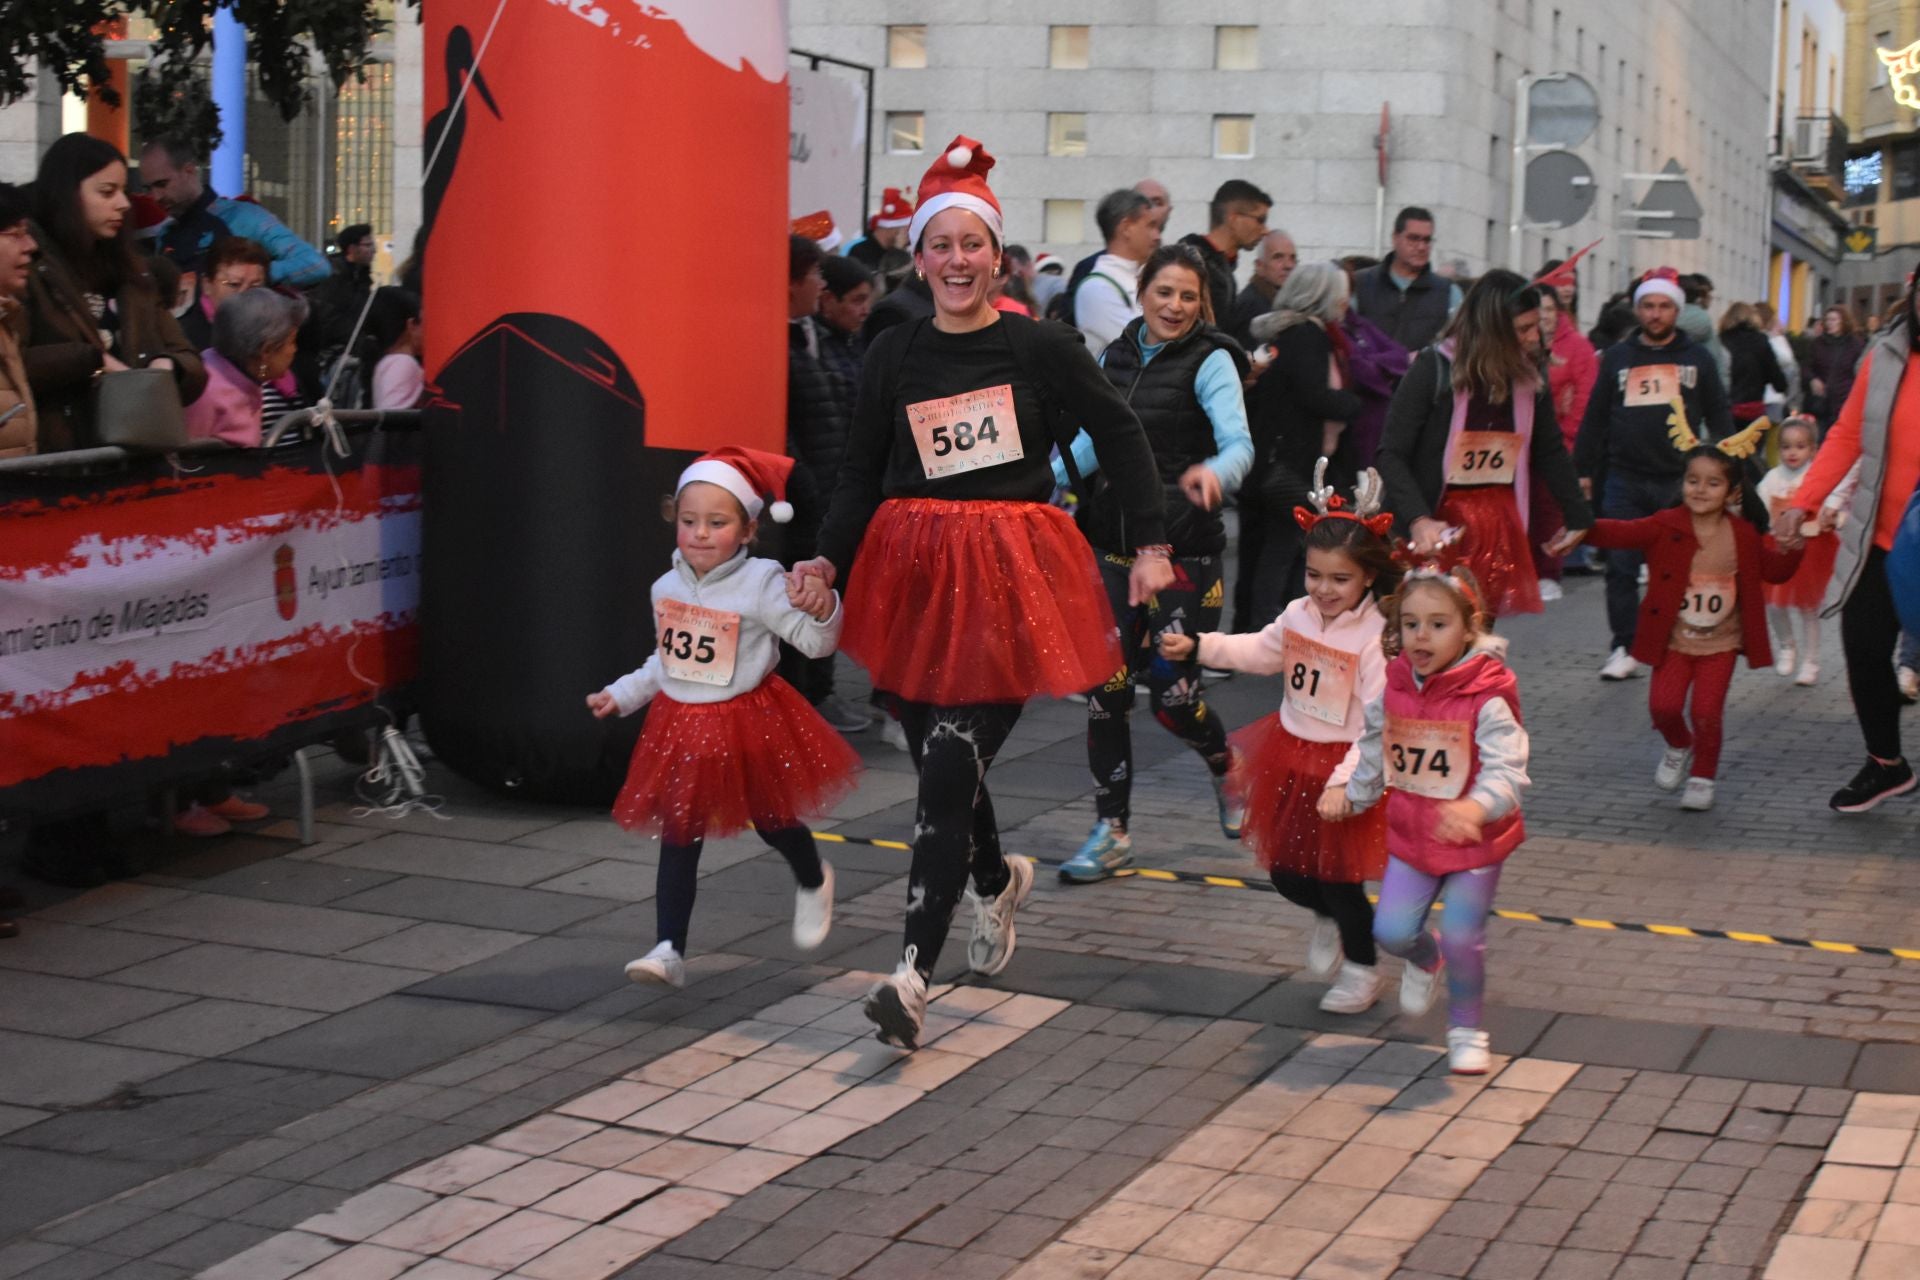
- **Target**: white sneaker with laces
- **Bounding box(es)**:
[881,717,910,753]
[1599,647,1642,681]
[793,862,834,951]
[1900,667,1920,700]
[1654,747,1693,792]
[1448,1026,1492,1075]
[1319,962,1384,1014]
[1681,777,1715,811]
[864,947,929,1048]
[1774,644,1797,677]
[625,941,686,988]
[966,855,1034,976]
[1307,916,1342,977]
[1795,660,1819,687]
[1400,950,1443,1016]
[1538,579,1564,602]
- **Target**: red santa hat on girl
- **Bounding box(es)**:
[870,187,914,230]
[906,136,1003,248]
[677,447,795,524]
[1633,266,1685,307]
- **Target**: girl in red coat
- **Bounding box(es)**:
[1584,441,1802,813]
[1319,566,1529,1075]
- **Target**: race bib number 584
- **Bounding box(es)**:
[906,385,1025,479]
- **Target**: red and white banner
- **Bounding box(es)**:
[0,443,421,806]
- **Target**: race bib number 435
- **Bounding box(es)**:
[1383,715,1471,800]
[906,385,1025,479]
[657,599,741,686]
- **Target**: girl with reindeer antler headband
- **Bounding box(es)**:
[1161,460,1401,1017]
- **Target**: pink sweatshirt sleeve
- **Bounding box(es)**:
[1195,616,1293,675]
[1327,634,1389,787]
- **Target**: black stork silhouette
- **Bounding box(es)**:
[421,25,501,250]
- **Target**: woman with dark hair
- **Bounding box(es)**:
[1051,242,1254,883]
[1807,304,1865,431]
[363,287,426,410]
[21,134,204,451]
[1375,270,1592,615]
[1717,301,1787,428]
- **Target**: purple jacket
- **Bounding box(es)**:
[1340,309,1411,466]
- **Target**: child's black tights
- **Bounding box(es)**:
[656,823,824,953]
[1269,870,1377,966]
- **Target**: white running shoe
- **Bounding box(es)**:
[1774,644,1797,677]
[1654,747,1693,792]
[1319,962,1384,1014]
[864,948,928,1048]
[1599,647,1643,681]
[1448,1026,1492,1075]
[625,941,685,988]
[793,862,834,951]
[966,855,1034,976]
[881,717,910,753]
[1400,950,1443,1017]
[1900,667,1920,701]
[1795,660,1819,687]
[1681,777,1715,811]
[1307,916,1342,977]
[1538,579,1564,602]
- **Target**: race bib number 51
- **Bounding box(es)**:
[657,599,741,686]
[906,385,1025,479]
[1280,629,1358,727]
[1383,715,1471,801]
[1624,363,1682,408]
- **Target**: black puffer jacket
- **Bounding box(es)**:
[1720,325,1786,407]
[787,317,858,508]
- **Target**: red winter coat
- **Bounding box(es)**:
[1585,507,1802,669]
[1382,650,1526,876]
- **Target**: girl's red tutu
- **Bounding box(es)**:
[1229,714,1387,882]
[1765,531,1839,611]
[1435,486,1542,617]
[613,676,860,844]
[841,498,1120,705]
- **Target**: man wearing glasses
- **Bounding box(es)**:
[1353,206,1463,352]
[1180,180,1274,324]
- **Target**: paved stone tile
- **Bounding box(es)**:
[329,875,617,933]
[1688,1029,1860,1089]
[231,995,543,1078]
[0,1034,195,1112]
[1530,1019,1705,1074]
[108,943,433,1013]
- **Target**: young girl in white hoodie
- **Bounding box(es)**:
[1161,466,1398,1013]
[588,448,860,987]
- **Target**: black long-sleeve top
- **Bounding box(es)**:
[1720,326,1786,405]
[816,313,1167,575]
[1246,320,1363,505]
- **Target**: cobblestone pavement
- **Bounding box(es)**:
[0,572,1917,1277]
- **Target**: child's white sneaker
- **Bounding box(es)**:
[625,941,685,988]
[1899,666,1920,700]
[1774,644,1797,676]
[1654,747,1693,792]
[1307,916,1342,977]
[1319,962,1384,1014]
[1680,777,1715,811]
[794,862,834,951]
[1448,1026,1492,1075]
[1400,950,1444,1017]
[1795,660,1819,687]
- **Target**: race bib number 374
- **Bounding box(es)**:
[906,385,1025,479]
[1383,715,1472,801]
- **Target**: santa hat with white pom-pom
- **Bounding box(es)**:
[906,135,1002,249]
[676,446,795,524]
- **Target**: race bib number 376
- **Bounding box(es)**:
[906,385,1025,479]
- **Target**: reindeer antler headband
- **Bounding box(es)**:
[1665,399,1767,460]
[1294,457,1395,536]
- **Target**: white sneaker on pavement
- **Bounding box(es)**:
[1900,667,1920,700]
[1319,962,1384,1014]
[1448,1026,1492,1075]
[1654,747,1693,792]
[1307,916,1342,977]
[881,717,910,753]
[1681,777,1715,811]
[864,947,928,1049]
[966,855,1034,976]
[1599,647,1642,681]
[625,941,685,988]
[793,862,834,951]
[1775,644,1797,677]
[1538,579,1564,602]
[1795,660,1819,687]
[1400,950,1444,1016]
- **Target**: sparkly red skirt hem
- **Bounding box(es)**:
[1435,486,1542,617]
[1230,714,1388,882]
[1765,532,1838,611]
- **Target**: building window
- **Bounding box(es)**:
[1044,199,1085,244]
[1215,26,1258,70]
[887,25,927,69]
[1213,114,1255,159]
[885,112,925,155]
[1046,113,1087,158]
[1050,25,1089,70]
[1893,139,1920,201]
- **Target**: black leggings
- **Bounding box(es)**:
[1842,547,1908,762]
[656,823,824,953]
[891,698,1022,978]
[1086,553,1231,826]
[1269,870,1377,967]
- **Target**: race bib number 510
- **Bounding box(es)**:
[1383,715,1471,801]
[657,599,741,686]
[906,385,1025,479]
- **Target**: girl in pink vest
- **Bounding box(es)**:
[1319,566,1530,1074]
[1162,463,1397,1016]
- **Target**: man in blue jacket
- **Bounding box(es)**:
[139,137,330,289]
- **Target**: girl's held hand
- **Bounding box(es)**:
[1541,527,1587,557]
[1178,464,1223,512]
[1773,507,1808,550]
[585,692,618,719]
[1158,632,1197,661]
[1409,517,1451,556]
[1317,786,1352,822]
[787,574,834,619]
[1434,799,1486,845]
[786,557,837,592]
[1128,554,1175,606]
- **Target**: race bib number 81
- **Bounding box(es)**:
[1383,715,1471,801]
[906,385,1025,479]
[1279,629,1358,727]
[657,599,741,686]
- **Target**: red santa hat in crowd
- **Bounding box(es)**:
[791,210,843,253]
[677,447,795,524]
[906,136,1002,248]
[870,187,914,231]
[128,193,169,240]
[1633,266,1686,307]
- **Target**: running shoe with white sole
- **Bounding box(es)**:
[1400,950,1444,1017]
[1831,757,1917,813]
[967,855,1034,976]
[1680,777,1715,811]
[793,862,834,951]
[1599,647,1642,681]
[1059,821,1133,883]
[1212,774,1245,840]
[625,941,686,988]
[1654,747,1692,792]
[865,947,928,1048]
[1537,579,1563,603]
[1307,916,1342,977]
[1448,1026,1492,1075]
[1319,962,1384,1014]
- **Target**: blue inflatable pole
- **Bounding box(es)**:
[210,5,247,194]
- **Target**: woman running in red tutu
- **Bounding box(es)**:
[790,136,1171,1048]
[589,447,860,989]
[1376,270,1593,616]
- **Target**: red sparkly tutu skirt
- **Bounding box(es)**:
[841,498,1120,705]
[612,676,860,844]
[1435,486,1542,617]
[1765,531,1838,611]
[1228,714,1387,882]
